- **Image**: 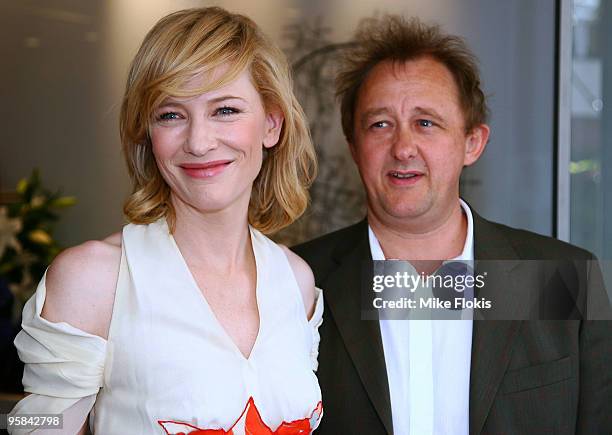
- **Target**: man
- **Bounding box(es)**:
[293,15,611,434]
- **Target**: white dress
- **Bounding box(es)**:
[10,219,323,434]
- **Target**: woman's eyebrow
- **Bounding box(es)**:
[158,95,248,106]
[157,98,184,107]
[207,95,248,104]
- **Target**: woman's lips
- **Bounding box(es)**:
[180,160,233,178]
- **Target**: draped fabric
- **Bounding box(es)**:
[10,219,323,434]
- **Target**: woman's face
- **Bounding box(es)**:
[149,67,283,216]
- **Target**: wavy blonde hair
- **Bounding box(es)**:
[120,7,316,234]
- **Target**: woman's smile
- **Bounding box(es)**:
[179,160,234,179]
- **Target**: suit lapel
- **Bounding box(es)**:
[321,221,393,435]
[318,211,525,435]
[469,212,522,435]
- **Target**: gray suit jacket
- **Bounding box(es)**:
[293,211,612,434]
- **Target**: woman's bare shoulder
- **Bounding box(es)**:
[41,231,123,339]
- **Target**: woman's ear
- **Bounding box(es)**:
[263,109,284,149]
[463,123,490,166]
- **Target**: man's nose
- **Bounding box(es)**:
[183,119,218,156]
[391,125,418,161]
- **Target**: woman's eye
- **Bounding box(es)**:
[215,106,238,116]
[418,119,434,128]
[157,112,181,121]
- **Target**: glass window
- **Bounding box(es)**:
[568,0,611,260]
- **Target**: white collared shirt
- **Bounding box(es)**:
[369,199,474,435]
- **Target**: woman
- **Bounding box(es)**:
[10,7,322,434]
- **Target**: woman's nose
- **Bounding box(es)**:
[183,119,218,156]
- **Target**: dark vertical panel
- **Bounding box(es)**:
[553,0,561,239]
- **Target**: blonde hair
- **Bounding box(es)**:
[120,7,316,234]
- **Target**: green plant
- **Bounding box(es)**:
[0,169,76,309]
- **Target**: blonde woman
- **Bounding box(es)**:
[10,7,323,434]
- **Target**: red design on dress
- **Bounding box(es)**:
[158,398,322,435]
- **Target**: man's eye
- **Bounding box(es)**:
[157,112,181,121]
[371,121,389,129]
[418,119,434,128]
[215,106,238,116]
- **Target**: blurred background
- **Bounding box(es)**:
[0,0,610,399]
[0,0,561,246]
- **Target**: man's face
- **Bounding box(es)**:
[350,56,488,227]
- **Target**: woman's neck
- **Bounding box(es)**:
[170,195,252,274]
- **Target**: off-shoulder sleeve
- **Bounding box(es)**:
[308,288,324,372]
[8,272,107,434]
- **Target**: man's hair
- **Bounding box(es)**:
[120,7,316,234]
[336,15,489,142]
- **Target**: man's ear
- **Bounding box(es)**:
[464,124,490,166]
[263,108,284,149]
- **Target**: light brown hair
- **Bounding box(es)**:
[337,15,489,142]
[120,7,316,234]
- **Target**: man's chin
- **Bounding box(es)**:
[388,208,430,221]
[371,202,433,223]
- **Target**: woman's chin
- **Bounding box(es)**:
[174,194,250,217]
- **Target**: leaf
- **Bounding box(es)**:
[50,196,77,208]
[16,178,29,194]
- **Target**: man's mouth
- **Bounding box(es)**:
[389,171,419,179]
[388,170,424,184]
